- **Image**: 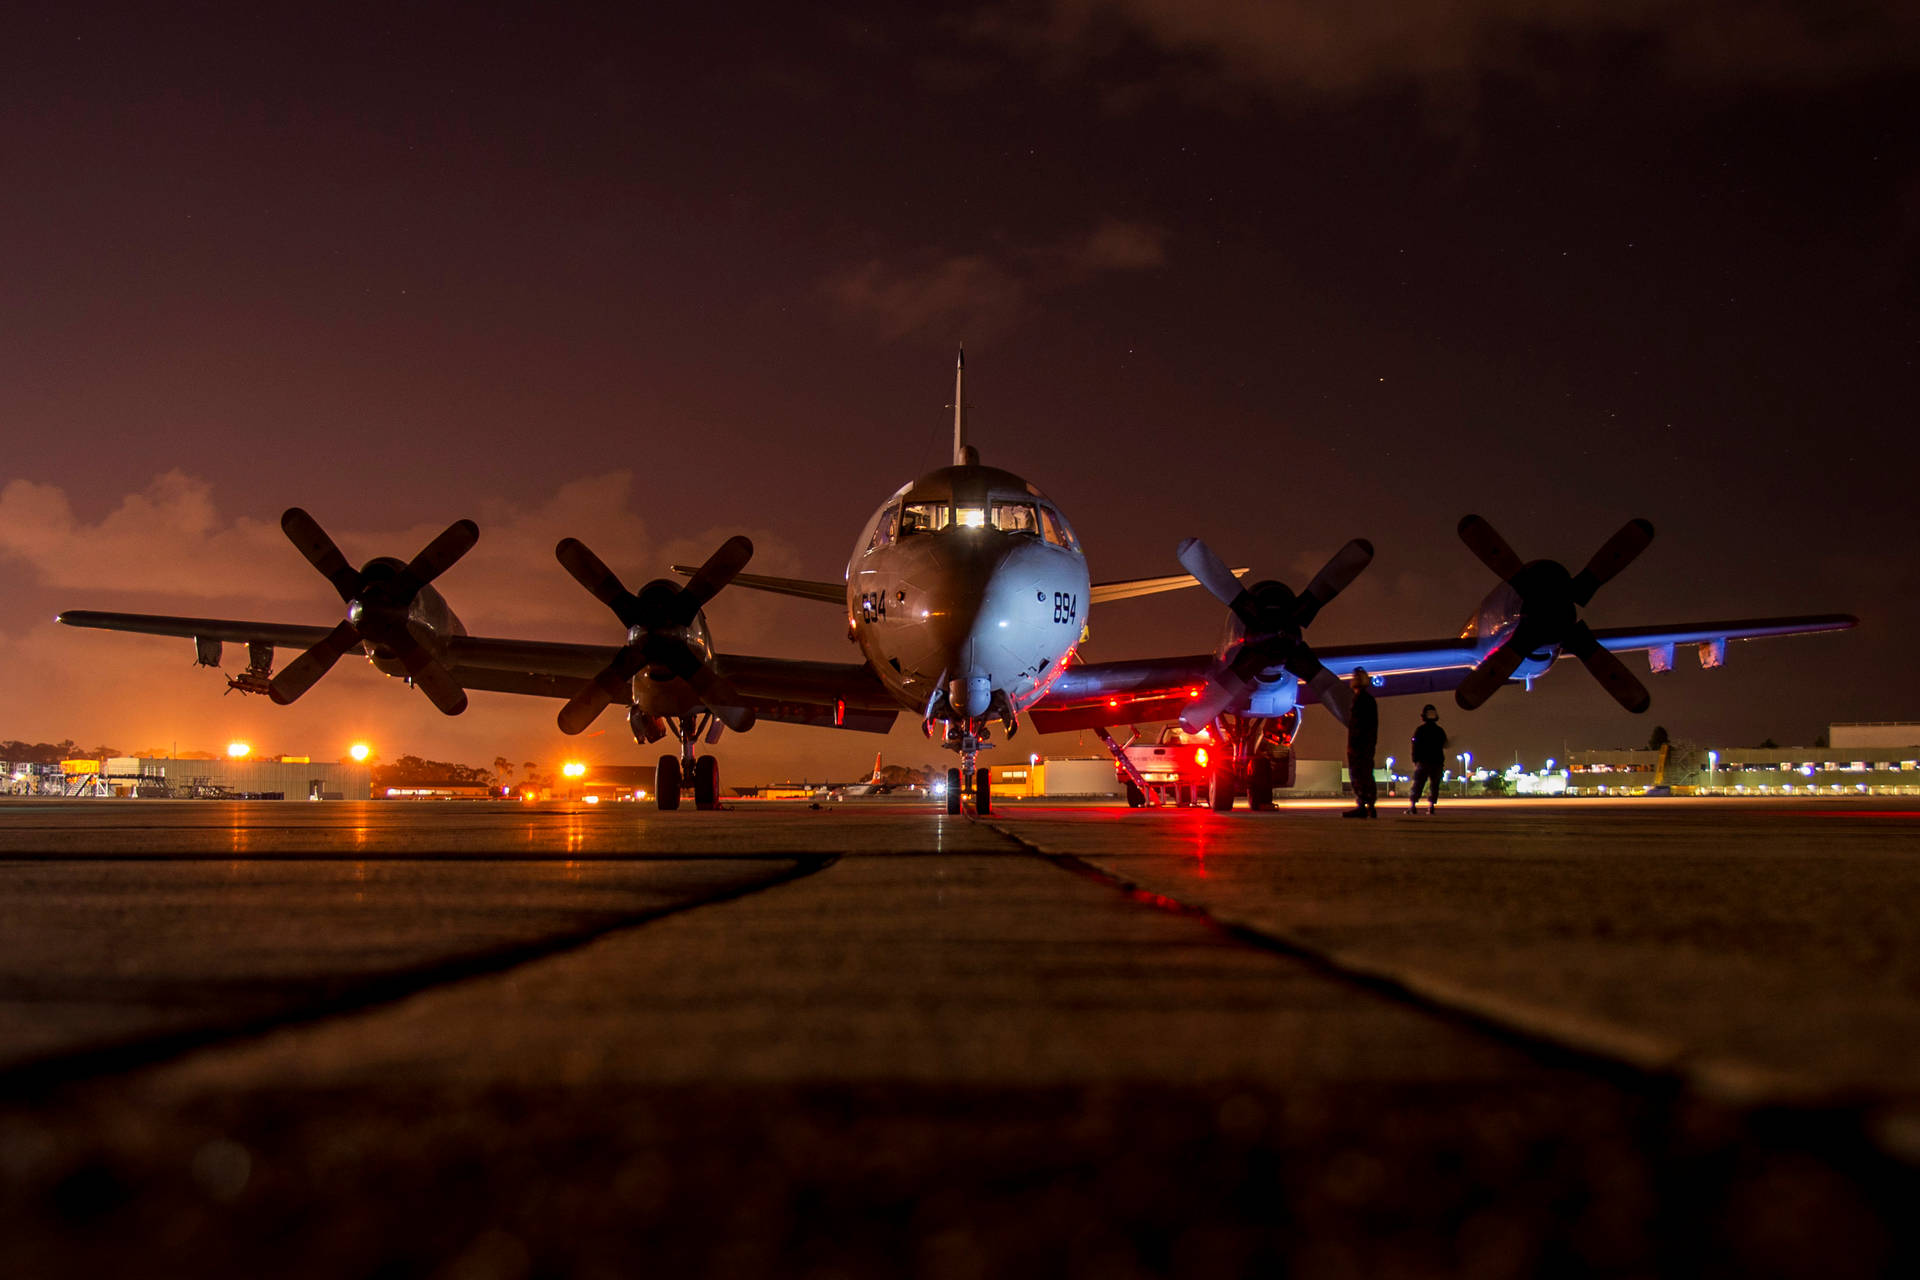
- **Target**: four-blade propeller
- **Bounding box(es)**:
[1177,535,1374,730]
[553,535,758,735]
[1454,514,1655,713]
[268,508,477,715]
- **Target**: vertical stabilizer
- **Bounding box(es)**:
[870,752,884,785]
[951,347,973,466]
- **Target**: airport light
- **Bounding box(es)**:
[1708,750,1718,791]
[227,741,251,759]
[561,761,587,779]
[348,743,372,763]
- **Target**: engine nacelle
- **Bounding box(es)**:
[1243,675,1299,718]
[366,577,467,679]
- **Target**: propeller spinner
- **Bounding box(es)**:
[268,508,477,715]
[554,535,758,735]
[1454,514,1655,713]
[1177,535,1375,730]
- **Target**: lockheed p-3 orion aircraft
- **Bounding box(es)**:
[59,352,1854,813]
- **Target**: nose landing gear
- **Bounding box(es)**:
[653,712,725,810]
[935,719,995,815]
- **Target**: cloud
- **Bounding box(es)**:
[825,218,1166,338]
[0,470,803,637]
[970,0,1920,98]
[1067,218,1168,273]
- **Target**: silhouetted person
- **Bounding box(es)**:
[1342,667,1378,818]
[1409,703,1447,814]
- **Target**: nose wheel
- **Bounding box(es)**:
[654,714,724,810]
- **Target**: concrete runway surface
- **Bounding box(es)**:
[0,796,1915,1278]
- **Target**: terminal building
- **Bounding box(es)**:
[6,757,372,800]
[1567,723,1920,796]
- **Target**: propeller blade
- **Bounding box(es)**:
[281,508,362,602]
[392,635,468,716]
[1570,518,1654,606]
[685,665,757,732]
[557,676,620,736]
[404,519,480,587]
[1458,515,1525,581]
[1307,667,1353,726]
[559,642,653,735]
[555,538,637,618]
[1564,622,1651,713]
[268,620,361,705]
[1454,635,1533,711]
[1176,538,1250,611]
[678,536,755,614]
[1291,538,1375,628]
[1179,673,1244,733]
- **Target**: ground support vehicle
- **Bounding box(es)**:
[1096,712,1298,809]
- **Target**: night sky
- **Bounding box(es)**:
[3,3,1914,781]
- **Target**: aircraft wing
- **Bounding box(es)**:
[1089,568,1248,605]
[57,611,901,732]
[1027,612,1855,732]
[57,610,342,652]
[671,567,844,605]
[447,648,902,732]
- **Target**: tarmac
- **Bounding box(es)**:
[1,795,1915,1278]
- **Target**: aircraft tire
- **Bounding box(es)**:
[656,755,682,811]
[1247,757,1275,810]
[946,767,962,815]
[1275,748,1296,790]
[975,767,991,816]
[693,755,719,810]
[1209,762,1235,811]
[1124,779,1144,808]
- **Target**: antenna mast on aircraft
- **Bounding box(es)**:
[952,346,976,466]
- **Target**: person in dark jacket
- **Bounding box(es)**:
[1342,667,1378,818]
[1409,704,1447,814]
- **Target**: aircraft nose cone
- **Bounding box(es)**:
[920,539,1022,697]
[933,537,1071,715]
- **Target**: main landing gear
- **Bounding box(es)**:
[654,712,724,811]
[1209,711,1299,813]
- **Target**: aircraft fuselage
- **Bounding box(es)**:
[846,463,1090,729]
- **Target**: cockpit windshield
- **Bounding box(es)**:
[897,495,1074,546]
[900,502,953,536]
[1039,506,1080,551]
[991,502,1039,535]
[865,504,899,552]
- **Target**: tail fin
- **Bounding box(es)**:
[870,752,884,785]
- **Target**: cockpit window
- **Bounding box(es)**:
[991,502,1039,535]
[866,504,899,553]
[954,506,988,529]
[1039,506,1080,551]
[899,501,953,536]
